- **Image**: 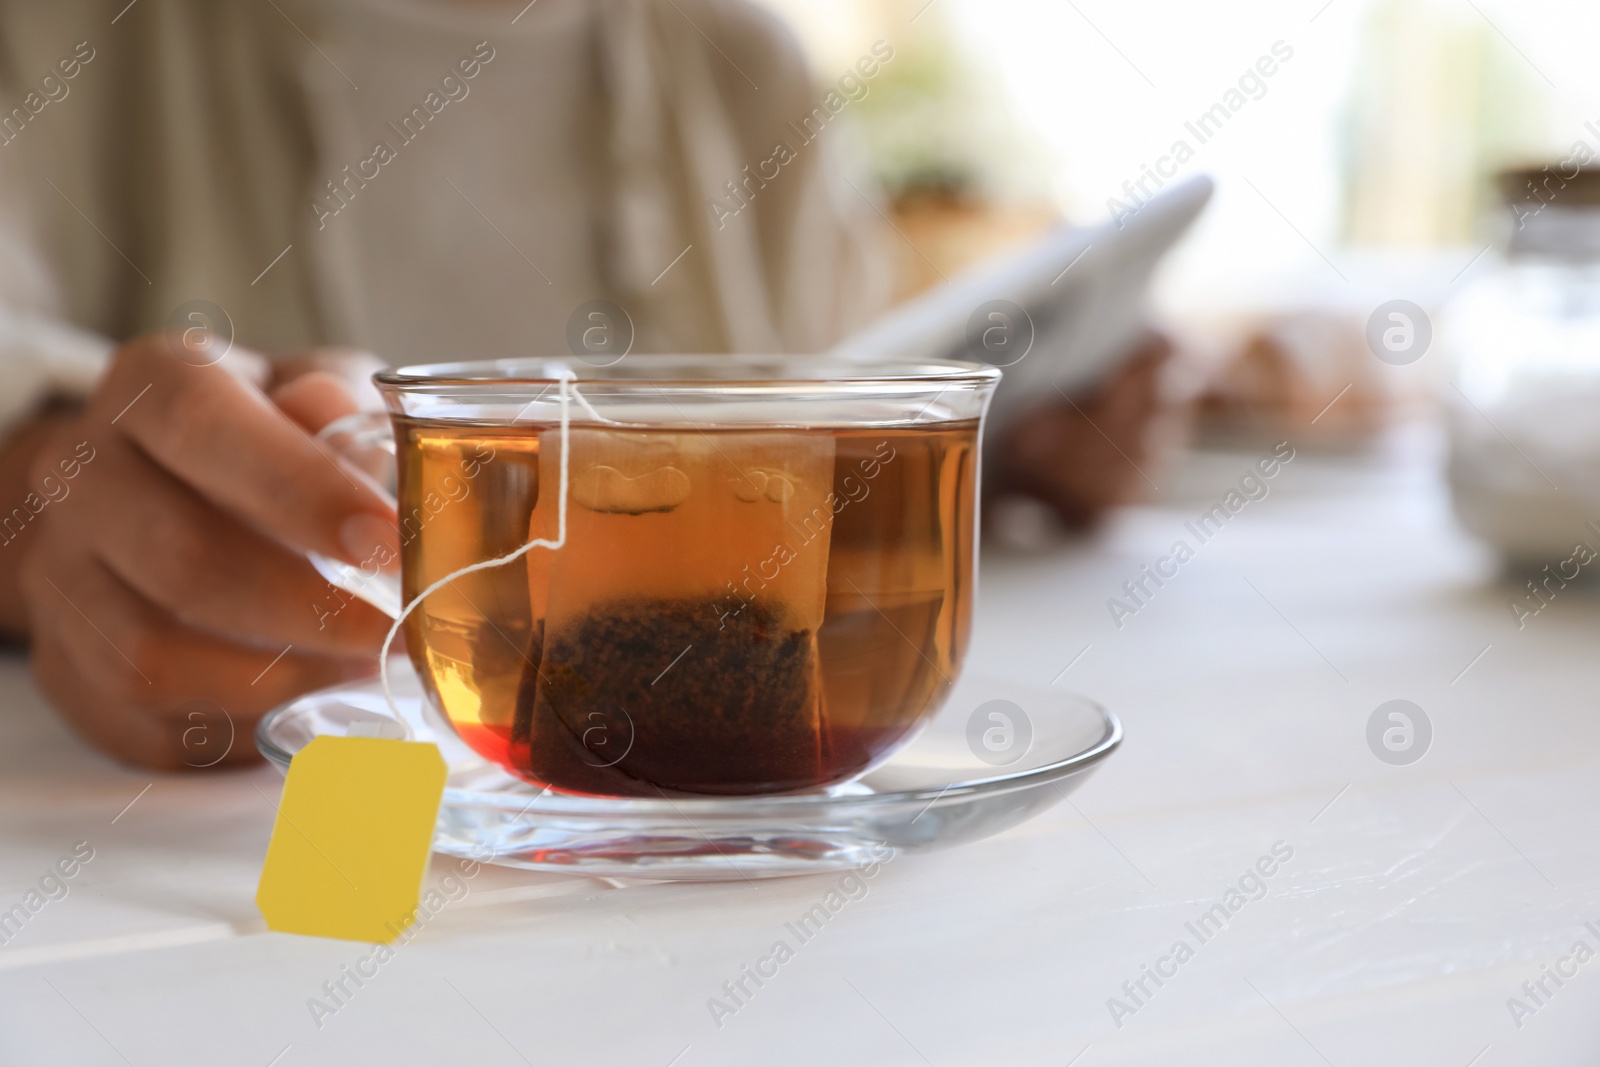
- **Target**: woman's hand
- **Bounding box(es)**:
[17,334,397,769]
[994,333,1173,530]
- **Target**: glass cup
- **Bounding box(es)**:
[314,355,999,797]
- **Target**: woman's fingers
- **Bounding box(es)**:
[25,551,372,770]
[88,335,396,567]
[77,437,391,656]
[18,332,401,770]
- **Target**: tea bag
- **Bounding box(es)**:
[516,426,837,794]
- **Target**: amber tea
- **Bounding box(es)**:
[396,417,978,797]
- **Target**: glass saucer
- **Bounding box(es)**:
[255,661,1120,881]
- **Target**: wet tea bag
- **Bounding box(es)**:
[517,426,838,794]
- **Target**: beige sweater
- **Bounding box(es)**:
[0,0,892,426]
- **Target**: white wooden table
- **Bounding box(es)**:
[3,426,1598,1066]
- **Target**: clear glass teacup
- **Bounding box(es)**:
[315,356,998,797]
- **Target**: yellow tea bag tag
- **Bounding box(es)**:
[256,735,447,943]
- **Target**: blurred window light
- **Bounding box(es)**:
[753,0,1595,313]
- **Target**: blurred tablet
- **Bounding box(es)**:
[829,175,1213,428]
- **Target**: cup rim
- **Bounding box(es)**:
[374,354,1002,391]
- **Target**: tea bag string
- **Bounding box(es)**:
[569,380,620,425]
[377,371,574,733]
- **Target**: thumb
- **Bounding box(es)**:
[271,370,365,435]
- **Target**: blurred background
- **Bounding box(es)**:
[760,0,1569,298]
[756,0,1600,561]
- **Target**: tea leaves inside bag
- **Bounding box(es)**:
[517,427,837,795]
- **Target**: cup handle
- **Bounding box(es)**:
[308,412,403,620]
